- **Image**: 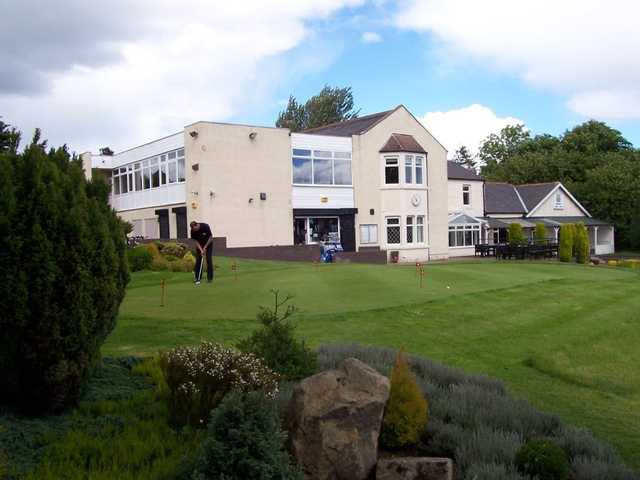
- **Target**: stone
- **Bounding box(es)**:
[287,358,391,480]
[376,457,453,480]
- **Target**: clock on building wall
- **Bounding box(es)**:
[411,194,421,207]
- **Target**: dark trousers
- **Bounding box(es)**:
[195,245,214,281]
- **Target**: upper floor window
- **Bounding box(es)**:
[415,156,424,184]
[292,149,351,186]
[463,184,471,206]
[112,147,185,196]
[385,157,399,184]
[554,191,563,209]
[405,156,413,184]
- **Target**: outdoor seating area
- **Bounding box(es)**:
[475,241,559,260]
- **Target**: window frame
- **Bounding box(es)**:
[359,224,379,245]
[384,156,400,185]
[291,149,352,187]
[554,190,564,209]
[462,184,471,206]
[385,216,401,244]
[448,223,481,248]
[109,147,186,196]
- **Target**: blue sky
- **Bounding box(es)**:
[2,0,639,155]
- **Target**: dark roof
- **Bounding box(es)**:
[484,182,527,214]
[447,161,483,181]
[379,133,426,154]
[515,183,559,211]
[302,108,396,137]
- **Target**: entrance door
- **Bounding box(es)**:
[339,214,356,252]
[155,209,170,239]
[294,218,307,245]
[173,207,188,239]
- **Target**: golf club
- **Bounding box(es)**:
[196,249,204,284]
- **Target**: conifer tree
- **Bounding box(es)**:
[559,224,574,262]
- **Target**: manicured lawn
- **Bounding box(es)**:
[105,259,640,469]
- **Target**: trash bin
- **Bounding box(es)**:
[390,251,399,263]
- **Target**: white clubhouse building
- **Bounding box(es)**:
[82,105,615,261]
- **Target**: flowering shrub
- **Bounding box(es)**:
[159,342,279,427]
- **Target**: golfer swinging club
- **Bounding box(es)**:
[190,220,214,285]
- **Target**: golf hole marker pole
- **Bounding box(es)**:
[232,261,238,281]
[160,279,166,307]
[419,265,425,289]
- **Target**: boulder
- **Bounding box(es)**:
[287,358,390,480]
[376,457,453,480]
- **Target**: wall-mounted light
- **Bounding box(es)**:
[192,163,199,171]
[189,130,199,138]
[249,132,257,140]
[248,198,254,203]
[209,191,215,199]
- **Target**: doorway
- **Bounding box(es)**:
[293,217,340,245]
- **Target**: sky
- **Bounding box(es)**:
[2,0,639,157]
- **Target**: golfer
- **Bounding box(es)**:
[190,220,214,285]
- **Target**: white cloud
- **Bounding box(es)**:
[395,0,640,119]
[0,0,364,153]
[361,31,383,43]
[419,104,524,157]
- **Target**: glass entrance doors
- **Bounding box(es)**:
[293,217,340,245]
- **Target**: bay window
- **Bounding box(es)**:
[416,216,425,243]
[415,156,424,184]
[406,216,414,243]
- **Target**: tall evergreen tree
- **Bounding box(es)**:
[0,127,128,413]
[276,85,359,132]
[452,145,476,169]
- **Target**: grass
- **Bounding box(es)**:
[104,258,640,470]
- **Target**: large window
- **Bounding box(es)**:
[463,184,471,206]
[360,224,378,244]
[294,217,340,245]
[405,215,426,244]
[111,147,186,196]
[386,217,401,244]
[292,149,352,186]
[449,224,480,247]
[385,157,399,184]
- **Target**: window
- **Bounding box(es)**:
[416,216,425,243]
[385,157,399,184]
[405,155,413,184]
[108,147,185,196]
[360,224,378,244]
[406,216,414,243]
[291,149,352,185]
[448,224,481,247]
[386,217,401,244]
[415,156,424,184]
[463,184,471,206]
[554,191,563,209]
[150,159,159,188]
[313,158,332,184]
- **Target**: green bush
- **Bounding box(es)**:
[142,242,162,260]
[559,224,574,262]
[508,223,525,246]
[126,246,153,271]
[151,258,171,271]
[380,349,428,449]
[515,438,570,480]
[157,242,189,258]
[159,342,279,427]
[0,131,129,413]
[574,223,590,264]
[535,222,547,244]
[237,290,316,381]
[185,391,302,480]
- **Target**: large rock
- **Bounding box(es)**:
[376,457,453,480]
[287,358,390,480]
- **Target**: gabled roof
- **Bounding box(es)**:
[515,183,559,211]
[522,182,591,218]
[447,161,483,181]
[302,108,397,137]
[379,133,426,154]
[484,182,527,214]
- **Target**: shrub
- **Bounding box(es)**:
[0,132,129,413]
[159,342,279,427]
[574,223,590,264]
[157,242,189,258]
[237,290,316,381]
[380,349,428,449]
[508,223,526,246]
[559,224,574,262]
[515,438,570,480]
[185,391,303,480]
[535,222,547,244]
[182,252,196,270]
[151,258,171,271]
[142,242,162,260]
[126,246,153,271]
